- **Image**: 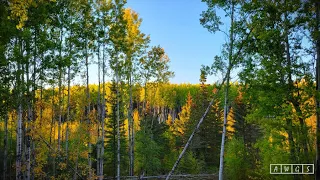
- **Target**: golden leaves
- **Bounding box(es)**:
[58,162,67,170]
[8,0,56,29]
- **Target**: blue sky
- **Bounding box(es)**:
[125,0,228,84]
[83,0,228,85]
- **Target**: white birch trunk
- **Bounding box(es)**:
[99,42,106,180]
[58,29,63,153]
[85,39,92,179]
[128,74,133,176]
[218,3,234,179]
[66,65,71,160]
[16,44,23,179]
[116,67,121,180]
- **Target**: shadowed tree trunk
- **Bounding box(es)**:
[3,106,8,180]
[85,37,92,179]
[315,0,320,178]
[16,38,24,180]
[116,66,121,180]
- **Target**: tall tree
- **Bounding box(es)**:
[105,80,128,178]
[0,4,14,179]
[95,1,112,178]
[185,70,223,172]
[199,1,252,179]
[123,8,149,176]
[238,0,315,178]
[109,0,127,179]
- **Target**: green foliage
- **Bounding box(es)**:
[184,71,223,172]
[254,137,292,180]
[104,81,128,176]
[0,0,318,179]
[176,151,203,174]
[135,130,161,175]
[225,138,249,180]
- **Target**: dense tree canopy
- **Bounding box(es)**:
[0,0,319,180]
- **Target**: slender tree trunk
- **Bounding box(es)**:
[17,98,23,180]
[283,7,300,180]
[100,87,105,178]
[40,67,43,126]
[10,113,14,178]
[97,44,103,180]
[218,2,234,180]
[49,81,56,177]
[113,125,116,180]
[25,40,32,180]
[3,110,8,180]
[50,84,55,144]
[143,79,148,114]
[128,79,132,176]
[165,76,227,180]
[116,67,121,180]
[131,108,135,176]
[1,57,9,178]
[99,42,106,180]
[62,73,66,144]
[73,148,79,180]
[218,75,230,180]
[284,7,298,164]
[73,114,83,180]
[97,57,101,179]
[150,84,159,140]
[16,38,23,180]
[315,0,320,178]
[58,29,63,153]
[26,72,31,180]
[128,73,134,176]
[85,38,92,179]
[143,80,148,135]
[30,28,38,180]
[66,28,73,162]
[66,65,71,160]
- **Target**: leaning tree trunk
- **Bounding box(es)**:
[165,17,253,180]
[218,71,230,180]
[218,2,234,180]
[165,76,227,180]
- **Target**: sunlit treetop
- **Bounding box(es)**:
[8,0,56,29]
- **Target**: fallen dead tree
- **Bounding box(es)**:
[104,174,218,180]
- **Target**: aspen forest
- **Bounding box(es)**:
[1,0,320,180]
